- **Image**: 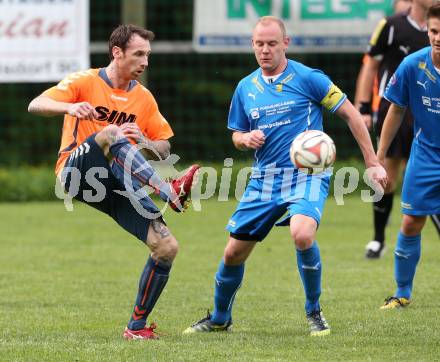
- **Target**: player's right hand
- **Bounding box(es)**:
[366,165,388,192]
[67,102,99,120]
[244,130,265,149]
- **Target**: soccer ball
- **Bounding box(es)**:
[290,130,336,174]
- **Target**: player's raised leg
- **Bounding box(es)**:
[291,214,330,336]
[123,219,178,339]
[381,215,426,309]
[95,125,199,212]
[183,237,255,333]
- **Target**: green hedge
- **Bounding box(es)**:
[0,167,58,202]
[0,159,396,202]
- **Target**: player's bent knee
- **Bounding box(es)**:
[291,229,314,250]
[151,235,179,263]
[223,246,245,265]
[290,215,317,250]
[401,215,426,236]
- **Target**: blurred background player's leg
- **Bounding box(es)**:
[429,215,440,237]
[365,157,402,259]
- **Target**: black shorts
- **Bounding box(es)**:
[374,99,413,159]
[61,134,162,242]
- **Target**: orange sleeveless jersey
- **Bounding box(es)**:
[44,69,174,176]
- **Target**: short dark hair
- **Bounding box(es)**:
[108,24,155,60]
[427,3,440,21]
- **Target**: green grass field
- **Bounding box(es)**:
[1,197,439,361]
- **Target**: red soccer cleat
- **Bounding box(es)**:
[168,164,200,212]
[123,323,159,340]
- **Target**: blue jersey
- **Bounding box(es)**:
[384,46,440,149]
[228,59,346,173]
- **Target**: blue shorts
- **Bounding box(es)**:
[61,134,162,242]
[401,141,440,216]
[226,170,330,241]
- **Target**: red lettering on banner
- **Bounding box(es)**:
[47,21,68,37]
[4,13,21,37]
[0,13,69,38]
[22,18,44,37]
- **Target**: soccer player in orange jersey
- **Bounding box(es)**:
[28,24,200,340]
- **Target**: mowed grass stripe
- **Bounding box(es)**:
[0,198,439,361]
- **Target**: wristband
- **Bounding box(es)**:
[359,101,372,115]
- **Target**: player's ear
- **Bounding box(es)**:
[283,36,290,49]
[112,46,123,60]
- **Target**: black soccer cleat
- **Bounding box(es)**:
[365,240,386,259]
[306,309,330,337]
[183,311,232,334]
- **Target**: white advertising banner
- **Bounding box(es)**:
[0,0,89,82]
[194,0,394,53]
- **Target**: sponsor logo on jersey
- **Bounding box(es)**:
[258,119,291,130]
[252,100,295,117]
[250,109,260,119]
[422,96,431,106]
[276,84,283,92]
[420,95,440,114]
[95,106,137,125]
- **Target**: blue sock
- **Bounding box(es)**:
[296,241,322,314]
[127,255,171,330]
[110,138,171,202]
[394,232,421,299]
[211,261,244,324]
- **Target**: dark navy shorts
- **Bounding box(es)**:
[61,134,162,242]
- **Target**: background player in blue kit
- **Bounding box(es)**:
[379,4,440,309]
[183,16,387,336]
[355,0,439,259]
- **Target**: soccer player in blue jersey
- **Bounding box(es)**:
[183,16,387,336]
[355,0,440,260]
[379,4,440,309]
